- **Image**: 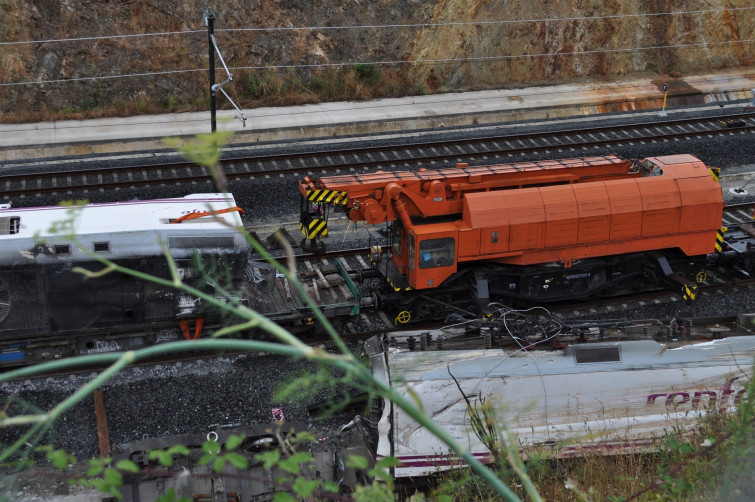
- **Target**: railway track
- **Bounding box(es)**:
[0,151,751,369]
[2,253,752,371]
[253,199,755,325]
[2,112,753,199]
[723,201,755,227]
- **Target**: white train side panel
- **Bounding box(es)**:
[375,337,755,478]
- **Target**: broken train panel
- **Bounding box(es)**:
[110,418,377,501]
[243,256,361,334]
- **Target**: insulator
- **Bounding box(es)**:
[420,332,428,351]
[483,328,492,349]
[668,320,678,340]
[437,335,445,350]
[407,336,416,351]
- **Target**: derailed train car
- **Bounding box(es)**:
[0,194,248,332]
[0,194,362,366]
[365,327,755,478]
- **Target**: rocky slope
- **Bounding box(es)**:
[0,0,753,120]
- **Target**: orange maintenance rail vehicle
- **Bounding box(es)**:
[300,154,727,315]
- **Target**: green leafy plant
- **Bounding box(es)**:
[36,445,75,471]
[251,433,341,500]
[147,444,191,468]
[354,63,381,84]
[73,457,140,500]
[198,434,249,472]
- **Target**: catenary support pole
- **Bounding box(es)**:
[204,8,217,133]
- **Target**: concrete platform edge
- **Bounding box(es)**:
[1,71,753,162]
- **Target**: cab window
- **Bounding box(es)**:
[418,238,455,269]
[408,234,415,270]
[391,224,402,257]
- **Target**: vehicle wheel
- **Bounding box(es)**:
[300,238,326,255]
[416,304,435,322]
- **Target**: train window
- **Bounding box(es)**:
[0,217,20,235]
[418,237,455,269]
[54,244,71,255]
[93,242,110,253]
[574,346,621,364]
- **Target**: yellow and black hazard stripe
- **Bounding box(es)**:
[682,284,697,301]
[306,189,349,206]
[299,217,328,239]
[709,168,721,183]
[714,226,728,253]
[386,277,412,292]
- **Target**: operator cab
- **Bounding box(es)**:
[378,221,458,290]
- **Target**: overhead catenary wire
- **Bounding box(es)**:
[2,6,753,46]
[1,39,752,88]
[0,30,203,46]
[221,6,755,33]
[455,303,561,442]
[0,68,207,87]
[228,39,755,71]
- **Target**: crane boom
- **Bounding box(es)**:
[299,155,642,227]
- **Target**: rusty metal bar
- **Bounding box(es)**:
[94,389,111,458]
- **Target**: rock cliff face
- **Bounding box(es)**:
[0,0,752,120]
[408,0,753,90]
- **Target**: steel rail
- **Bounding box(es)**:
[1,112,753,199]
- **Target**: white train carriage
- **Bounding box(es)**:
[367,331,755,478]
[0,194,250,364]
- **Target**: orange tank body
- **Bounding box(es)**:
[405,154,723,290]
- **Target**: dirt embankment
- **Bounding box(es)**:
[0,0,752,122]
